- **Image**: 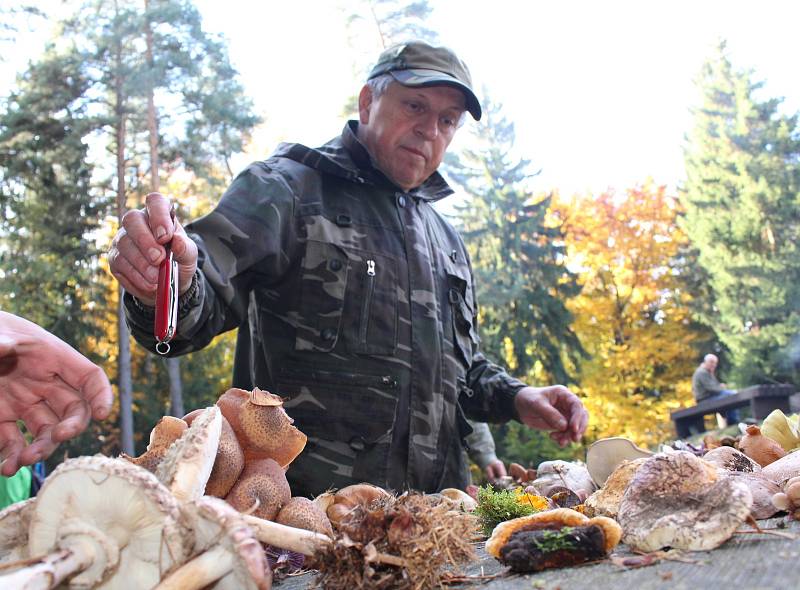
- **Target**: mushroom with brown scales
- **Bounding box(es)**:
[485,508,622,573]
[702,446,761,473]
[183,408,244,498]
[583,457,648,519]
[120,416,187,473]
[276,497,334,537]
[618,451,753,552]
[217,388,307,468]
[320,483,392,529]
[225,458,291,522]
[156,406,222,502]
[0,456,189,589]
[156,497,271,590]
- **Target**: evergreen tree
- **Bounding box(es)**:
[681,41,800,386]
[446,95,584,386]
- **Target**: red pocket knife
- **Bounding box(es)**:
[154,208,179,355]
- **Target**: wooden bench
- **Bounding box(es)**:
[670,384,796,438]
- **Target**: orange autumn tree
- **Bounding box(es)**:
[553,184,697,447]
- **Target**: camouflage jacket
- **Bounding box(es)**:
[125,121,527,497]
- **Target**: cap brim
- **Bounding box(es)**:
[390,69,482,121]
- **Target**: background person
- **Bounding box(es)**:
[692,353,739,425]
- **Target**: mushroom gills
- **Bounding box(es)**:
[499,524,608,573]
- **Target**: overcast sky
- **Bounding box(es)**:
[5,0,800,196]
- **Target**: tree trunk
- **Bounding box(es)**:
[114,24,134,454]
[145,0,184,417]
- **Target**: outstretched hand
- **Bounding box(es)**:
[514,385,588,446]
[0,312,113,476]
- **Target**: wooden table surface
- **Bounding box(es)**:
[275,516,800,590]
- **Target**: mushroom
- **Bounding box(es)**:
[702,446,761,473]
[485,508,621,572]
[121,416,187,473]
[0,497,34,564]
[739,425,786,467]
[276,497,334,537]
[322,483,391,528]
[618,451,752,552]
[531,460,596,497]
[183,409,244,498]
[216,387,307,468]
[772,475,800,514]
[438,488,478,512]
[0,456,188,589]
[225,458,291,521]
[156,406,222,502]
[583,457,648,519]
[156,497,271,590]
[762,449,800,484]
[725,472,781,520]
[585,437,653,487]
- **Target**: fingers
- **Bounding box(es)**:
[0,334,15,358]
[145,192,176,244]
[51,344,113,424]
[0,423,25,476]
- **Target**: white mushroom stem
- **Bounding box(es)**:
[0,540,95,590]
[155,545,234,590]
[241,514,331,556]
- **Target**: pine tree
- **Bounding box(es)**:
[681,41,800,386]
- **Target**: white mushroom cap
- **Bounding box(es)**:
[532,460,596,496]
[725,471,781,520]
[156,406,222,502]
[157,497,270,590]
[586,437,654,486]
[762,449,800,485]
[0,497,34,563]
[619,451,752,552]
[27,455,188,589]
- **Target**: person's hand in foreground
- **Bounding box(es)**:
[484,459,507,481]
[0,312,113,476]
[514,385,589,447]
[108,192,198,306]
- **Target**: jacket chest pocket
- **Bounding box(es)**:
[294,240,398,355]
[442,253,478,367]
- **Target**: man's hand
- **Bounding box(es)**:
[0,312,113,476]
[514,385,588,447]
[108,192,198,306]
[484,459,507,481]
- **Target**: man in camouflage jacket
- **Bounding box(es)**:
[109,41,588,498]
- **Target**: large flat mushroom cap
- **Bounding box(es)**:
[28,455,188,589]
[586,437,654,487]
[702,446,761,473]
[584,457,648,518]
[619,451,753,552]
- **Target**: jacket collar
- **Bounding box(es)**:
[272,121,454,202]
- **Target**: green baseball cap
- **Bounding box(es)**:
[367,41,482,121]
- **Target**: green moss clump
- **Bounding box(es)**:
[474,486,538,536]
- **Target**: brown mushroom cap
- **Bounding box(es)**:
[583,457,648,518]
[725,471,781,520]
[225,458,291,521]
[217,388,307,468]
[184,409,245,498]
[325,483,391,527]
[121,416,188,473]
[739,425,787,467]
[619,451,752,552]
[485,508,621,559]
[275,497,333,537]
[702,446,761,473]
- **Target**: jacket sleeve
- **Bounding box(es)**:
[465,420,499,470]
[459,255,527,423]
[124,161,299,355]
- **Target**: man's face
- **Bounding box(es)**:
[357,82,466,191]
[706,357,718,372]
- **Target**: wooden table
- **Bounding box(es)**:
[275,516,800,590]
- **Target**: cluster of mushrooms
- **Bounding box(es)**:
[0,388,478,589]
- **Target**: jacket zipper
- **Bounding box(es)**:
[279,367,397,389]
[359,259,376,345]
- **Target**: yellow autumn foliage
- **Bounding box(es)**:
[552,184,697,447]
